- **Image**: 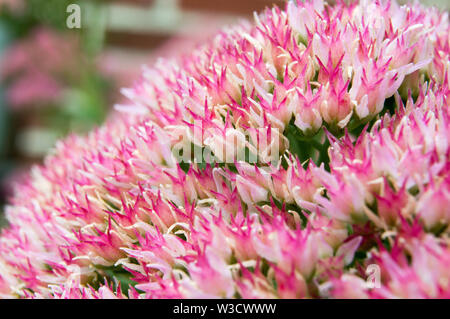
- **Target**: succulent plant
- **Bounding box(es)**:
[0,0,449,298]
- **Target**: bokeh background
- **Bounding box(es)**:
[0,0,448,228]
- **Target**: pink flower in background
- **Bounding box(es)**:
[6,71,62,108]
[0,0,449,299]
[1,27,82,109]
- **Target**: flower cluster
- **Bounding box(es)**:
[0,0,449,299]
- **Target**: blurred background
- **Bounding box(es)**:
[0,0,448,228]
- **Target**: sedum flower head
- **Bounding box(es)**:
[0,0,449,299]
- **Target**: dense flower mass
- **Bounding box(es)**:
[1,27,81,109]
[0,0,449,299]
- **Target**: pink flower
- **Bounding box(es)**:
[6,71,62,108]
[373,235,450,298]
[0,0,449,299]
